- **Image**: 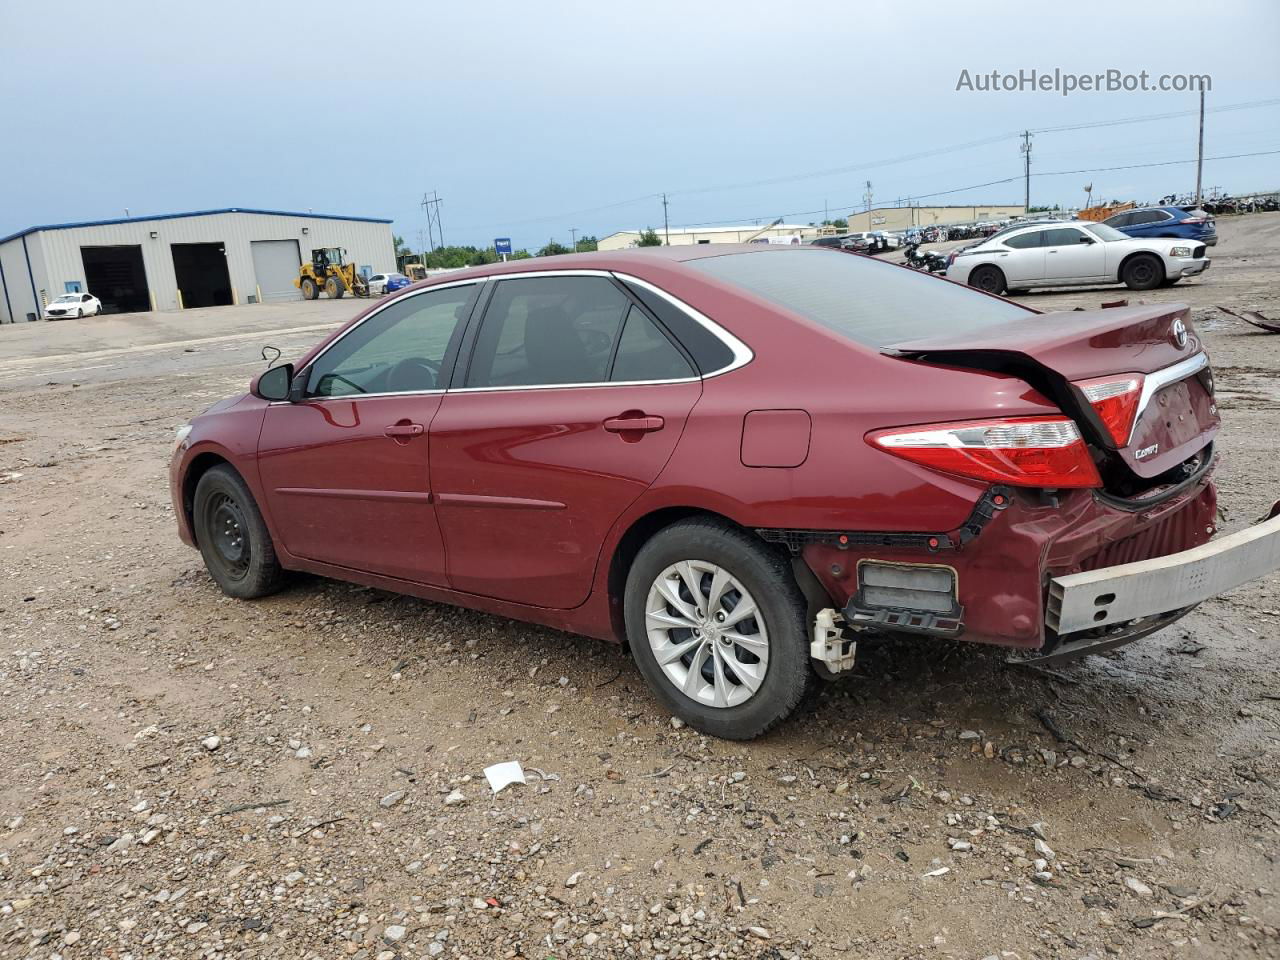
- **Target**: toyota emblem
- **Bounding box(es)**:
[1172,317,1188,349]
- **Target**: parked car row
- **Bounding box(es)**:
[170,244,1276,739]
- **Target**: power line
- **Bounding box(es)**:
[450,98,1280,234]
[669,149,1280,228]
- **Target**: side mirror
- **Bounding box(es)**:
[252,363,294,401]
[1078,236,1095,244]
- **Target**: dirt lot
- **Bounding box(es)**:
[2,215,1279,960]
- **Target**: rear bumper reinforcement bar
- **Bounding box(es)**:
[1047,507,1280,635]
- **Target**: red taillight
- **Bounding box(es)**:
[1178,217,1207,224]
[866,416,1102,489]
[1075,374,1144,447]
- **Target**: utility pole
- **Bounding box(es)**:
[421,191,445,251]
[1194,89,1206,205]
[1020,131,1033,212]
[862,181,873,229]
[569,227,578,252]
[662,193,670,245]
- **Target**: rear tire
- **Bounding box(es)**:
[301,277,318,300]
[1122,254,1164,290]
[624,519,812,740]
[968,265,1006,295]
[193,464,285,599]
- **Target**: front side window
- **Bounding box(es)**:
[1003,230,1045,249]
[305,284,476,397]
[465,276,631,388]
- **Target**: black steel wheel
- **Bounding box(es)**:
[193,464,285,599]
[968,264,1006,295]
[1122,254,1164,291]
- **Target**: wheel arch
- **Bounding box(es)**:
[181,451,237,546]
[605,506,796,644]
[1117,249,1166,283]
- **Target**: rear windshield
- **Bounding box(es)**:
[688,249,1031,347]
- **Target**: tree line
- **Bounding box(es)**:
[394,235,603,270]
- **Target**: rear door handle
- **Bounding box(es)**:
[603,415,665,434]
[384,422,424,438]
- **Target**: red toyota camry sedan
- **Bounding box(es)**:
[170,245,1280,739]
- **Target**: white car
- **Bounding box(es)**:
[945,221,1210,295]
[44,293,103,319]
[366,272,410,296]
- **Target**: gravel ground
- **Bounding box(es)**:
[2,214,1279,960]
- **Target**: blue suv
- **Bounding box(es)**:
[1102,206,1217,246]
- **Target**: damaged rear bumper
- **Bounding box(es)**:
[788,474,1221,650]
[1047,505,1280,635]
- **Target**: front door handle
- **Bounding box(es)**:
[384,421,424,439]
[603,414,665,434]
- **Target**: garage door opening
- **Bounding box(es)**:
[80,245,151,314]
[171,242,233,308]
[250,239,302,302]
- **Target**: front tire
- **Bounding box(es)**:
[624,519,812,740]
[193,464,285,599]
[325,277,345,299]
[968,264,1006,295]
[1122,254,1164,290]
[75,308,83,318]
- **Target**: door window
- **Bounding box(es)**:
[1003,230,1045,249]
[611,307,695,382]
[1042,227,1090,246]
[305,284,476,397]
[465,275,631,387]
[1129,210,1166,225]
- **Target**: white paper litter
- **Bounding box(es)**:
[484,761,527,794]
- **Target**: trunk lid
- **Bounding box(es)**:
[886,303,1219,484]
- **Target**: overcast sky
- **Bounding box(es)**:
[3,1,1278,250]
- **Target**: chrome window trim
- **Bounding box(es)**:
[613,272,754,378]
[448,269,753,394]
[284,267,754,401]
[1128,350,1210,444]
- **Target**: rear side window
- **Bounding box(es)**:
[622,279,735,374]
[688,249,1030,348]
[611,307,694,382]
[466,276,630,387]
[1003,230,1044,249]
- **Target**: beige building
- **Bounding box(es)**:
[847,204,1026,233]
[598,224,810,251]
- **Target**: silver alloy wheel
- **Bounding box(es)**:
[645,560,770,709]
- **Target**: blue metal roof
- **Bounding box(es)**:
[0,207,393,246]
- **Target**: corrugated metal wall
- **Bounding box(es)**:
[3,211,394,319]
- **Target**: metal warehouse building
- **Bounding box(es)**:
[598,224,811,251]
[0,207,395,324]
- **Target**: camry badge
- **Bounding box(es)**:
[1172,317,1188,348]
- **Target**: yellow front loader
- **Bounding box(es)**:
[296,247,369,300]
